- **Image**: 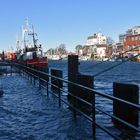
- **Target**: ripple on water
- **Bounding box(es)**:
[0,75,94,140]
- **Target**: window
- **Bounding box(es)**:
[135,36,138,40]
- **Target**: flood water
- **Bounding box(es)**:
[0,60,140,140]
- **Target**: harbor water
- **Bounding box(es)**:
[0,61,140,139]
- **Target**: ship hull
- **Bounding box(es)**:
[17,58,48,68]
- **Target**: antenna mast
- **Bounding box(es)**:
[21,17,30,51]
[16,33,19,51]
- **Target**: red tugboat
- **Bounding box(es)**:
[15,19,48,69]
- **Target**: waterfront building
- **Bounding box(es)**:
[126,26,140,35]
[106,44,113,58]
[96,44,107,59]
[86,32,107,46]
[75,32,113,60]
[84,32,108,59]
[119,26,140,57]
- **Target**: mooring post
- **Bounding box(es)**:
[113,82,139,131]
[76,74,94,115]
[51,69,63,93]
[68,55,79,118]
[50,69,63,107]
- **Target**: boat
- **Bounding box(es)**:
[51,55,62,60]
[79,55,89,61]
[15,19,48,68]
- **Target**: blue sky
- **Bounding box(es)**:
[0,0,140,52]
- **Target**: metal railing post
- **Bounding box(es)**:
[92,92,96,137]
[58,88,61,107]
[22,67,25,77]
[30,74,32,83]
[73,94,77,119]
[34,76,36,86]
[46,81,49,96]
[11,65,12,76]
[39,77,41,89]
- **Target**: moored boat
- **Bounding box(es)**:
[15,19,48,68]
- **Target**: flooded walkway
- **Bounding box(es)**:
[0,75,94,140]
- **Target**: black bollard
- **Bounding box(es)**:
[76,74,94,115]
[113,82,139,131]
[51,69,63,93]
[68,55,79,102]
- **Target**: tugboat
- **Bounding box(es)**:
[15,18,48,68]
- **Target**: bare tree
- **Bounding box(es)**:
[75,44,83,55]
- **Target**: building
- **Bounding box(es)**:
[96,44,107,59]
[123,34,140,56]
[86,32,107,46]
[84,32,108,59]
[126,26,140,35]
[119,26,140,43]
[119,26,140,58]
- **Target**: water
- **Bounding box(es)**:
[0,61,140,139]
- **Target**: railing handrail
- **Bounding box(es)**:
[18,63,140,110]
[10,62,140,139]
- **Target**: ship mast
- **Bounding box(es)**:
[16,33,19,51]
[28,25,37,48]
[32,25,37,48]
[21,17,30,52]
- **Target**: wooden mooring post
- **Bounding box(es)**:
[76,74,94,115]
[76,74,95,135]
[113,82,139,131]
[51,69,63,107]
[51,69,63,93]
[67,55,95,132]
[68,55,79,117]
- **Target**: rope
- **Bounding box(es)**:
[93,45,140,67]
[93,53,140,77]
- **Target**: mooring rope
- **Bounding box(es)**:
[93,53,140,77]
[93,45,140,68]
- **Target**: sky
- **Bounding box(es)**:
[0,0,140,52]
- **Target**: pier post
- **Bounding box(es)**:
[113,82,139,131]
[51,69,63,93]
[76,74,94,115]
[51,69,63,107]
[68,55,79,117]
